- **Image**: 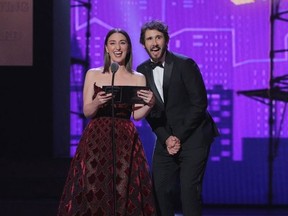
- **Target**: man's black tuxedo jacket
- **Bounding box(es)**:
[136,51,219,149]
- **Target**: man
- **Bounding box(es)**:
[136,20,219,216]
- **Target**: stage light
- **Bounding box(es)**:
[231,0,255,5]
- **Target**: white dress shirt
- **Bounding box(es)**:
[152,63,165,102]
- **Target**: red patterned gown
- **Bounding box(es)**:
[57,85,156,216]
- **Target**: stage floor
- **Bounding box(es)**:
[1,199,288,216]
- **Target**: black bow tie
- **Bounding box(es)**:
[150,61,164,69]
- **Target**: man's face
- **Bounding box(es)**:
[143,29,167,62]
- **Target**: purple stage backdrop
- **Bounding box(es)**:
[69,0,288,205]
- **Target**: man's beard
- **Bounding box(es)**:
[148,46,167,62]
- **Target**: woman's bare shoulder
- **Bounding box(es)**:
[86,67,104,75]
[132,70,144,76]
[131,70,146,85]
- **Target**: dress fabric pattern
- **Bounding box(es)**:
[57,85,156,216]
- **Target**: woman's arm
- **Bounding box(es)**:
[132,75,155,121]
[83,69,112,119]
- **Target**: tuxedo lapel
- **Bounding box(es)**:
[163,51,173,103]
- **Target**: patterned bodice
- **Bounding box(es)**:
[92,83,132,119]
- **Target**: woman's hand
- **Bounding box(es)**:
[137,89,155,107]
[94,91,112,107]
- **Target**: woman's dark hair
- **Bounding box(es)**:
[139,20,170,45]
[103,28,133,73]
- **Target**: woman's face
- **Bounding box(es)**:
[105,32,129,65]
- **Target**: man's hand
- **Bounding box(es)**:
[165,136,181,155]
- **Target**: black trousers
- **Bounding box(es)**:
[152,143,211,216]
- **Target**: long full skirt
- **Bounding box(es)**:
[57,117,156,216]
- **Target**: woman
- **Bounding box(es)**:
[57,29,156,216]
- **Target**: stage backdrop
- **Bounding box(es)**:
[69,0,288,205]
